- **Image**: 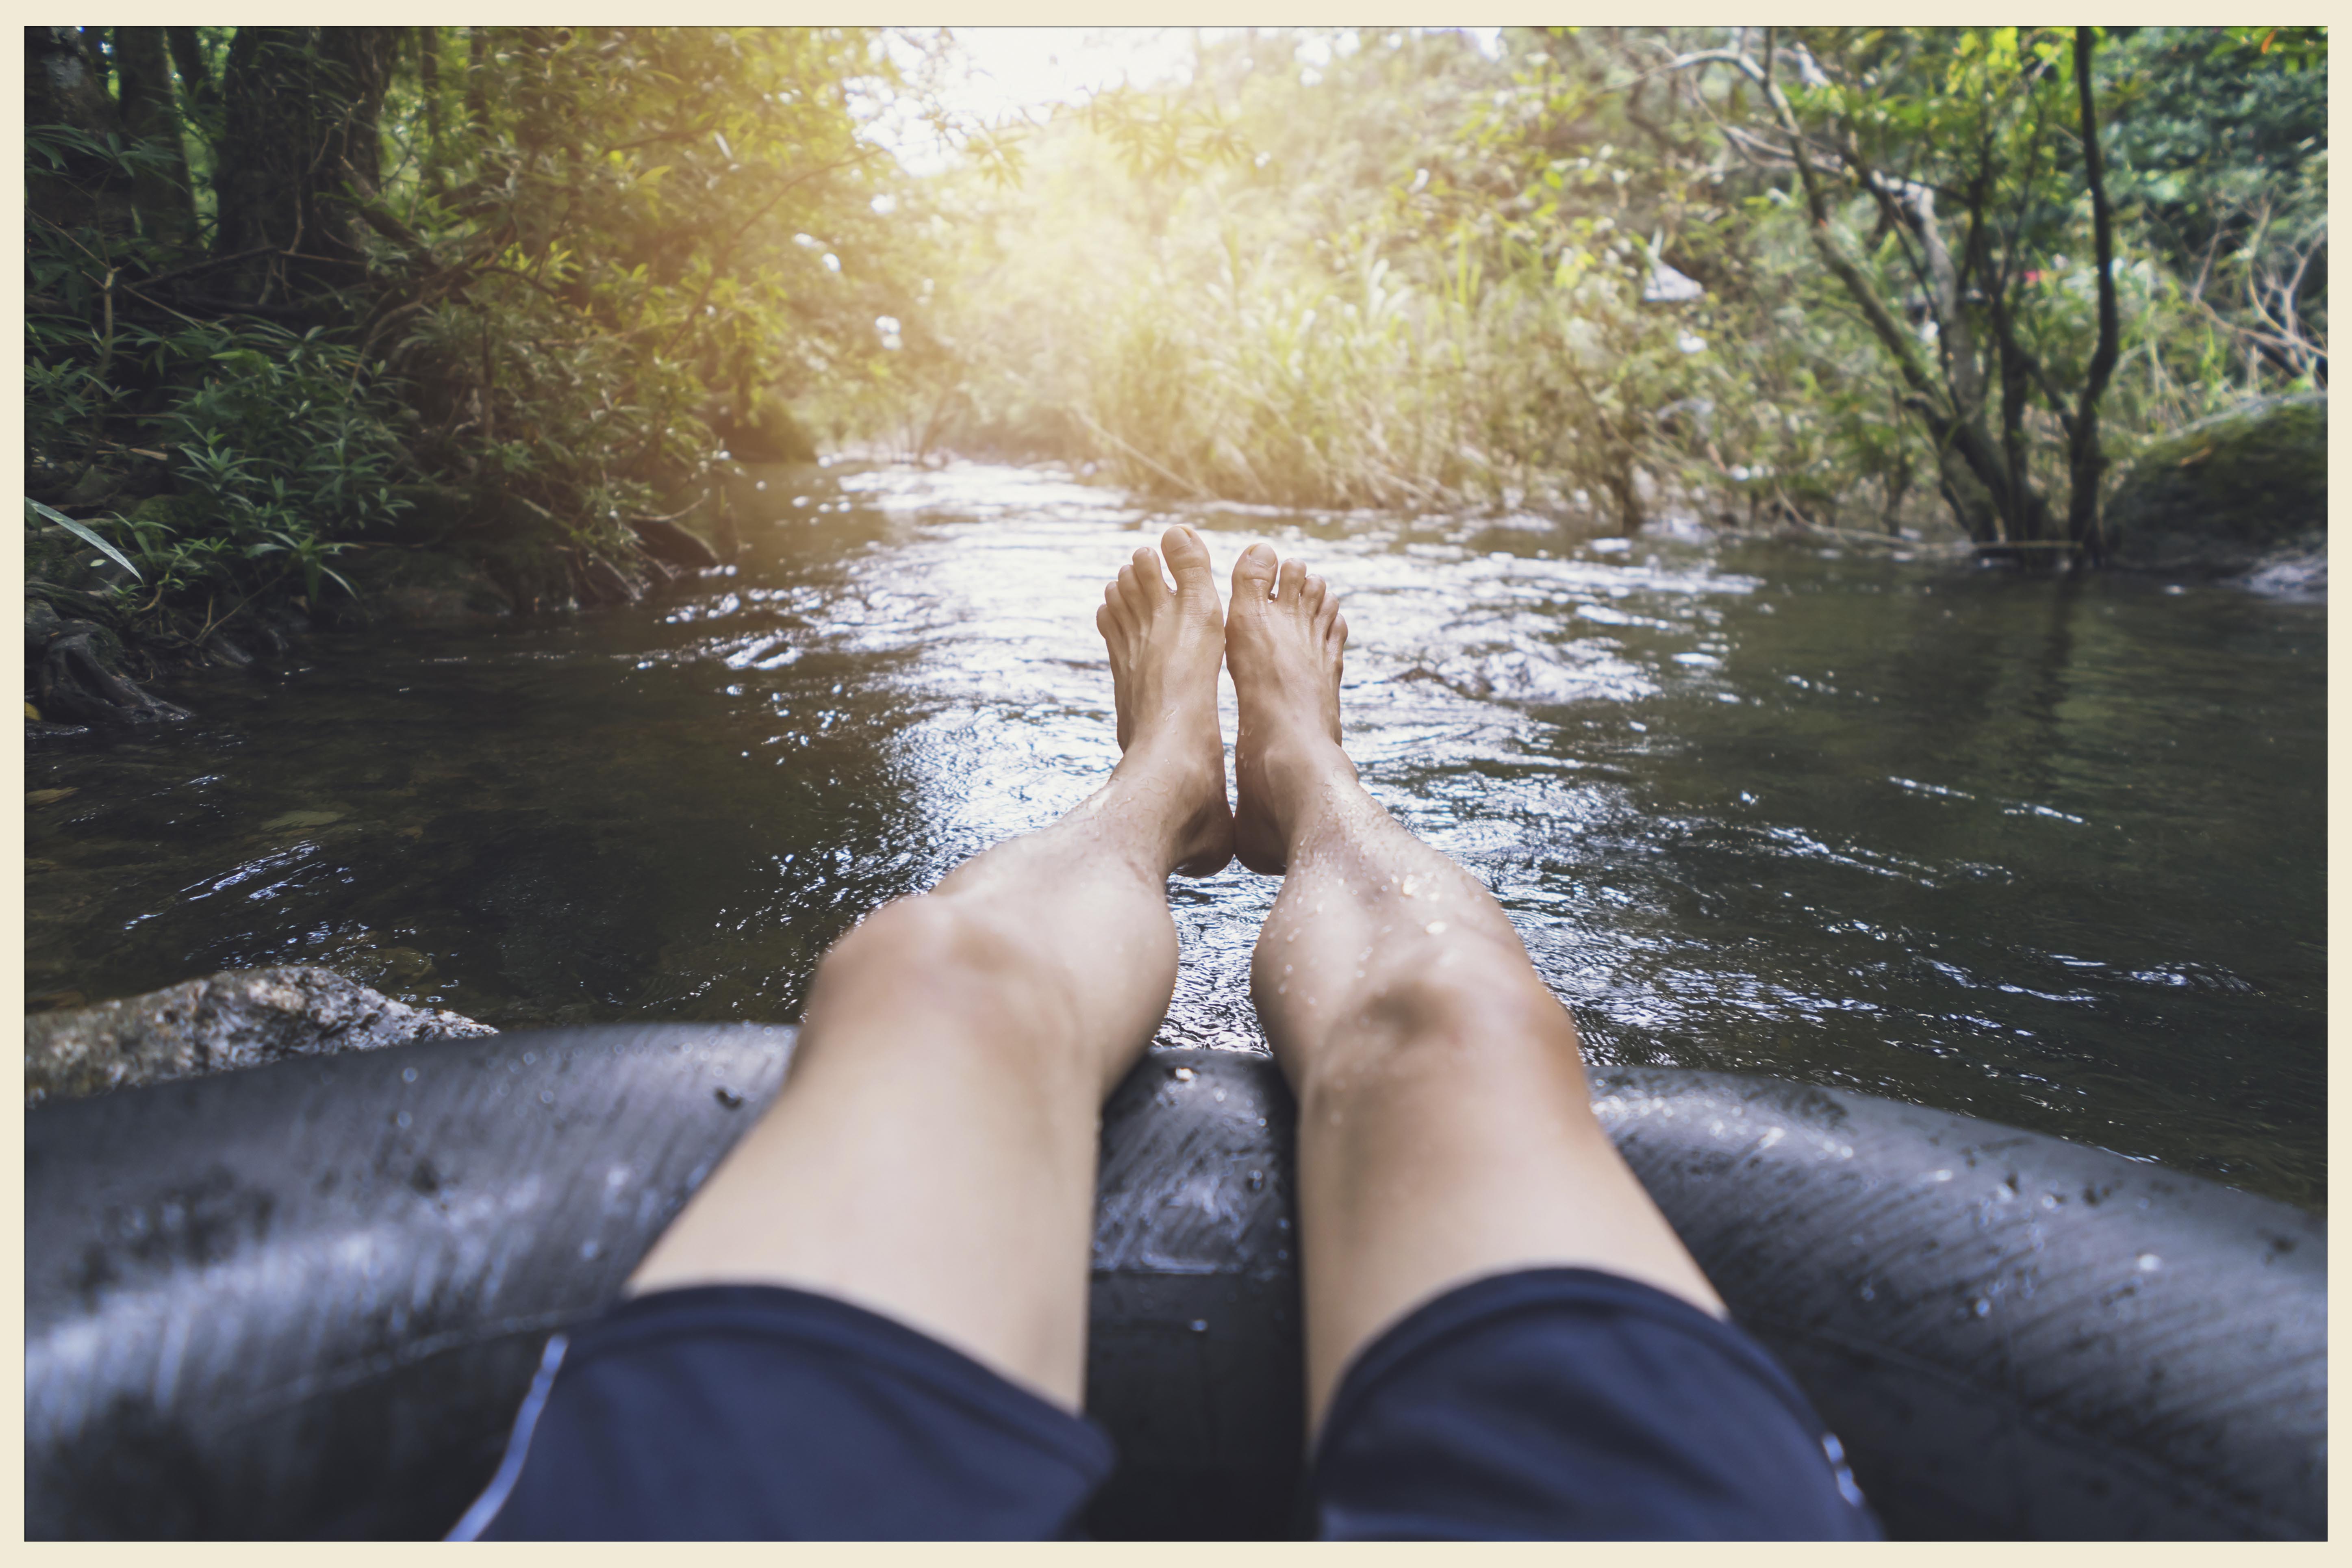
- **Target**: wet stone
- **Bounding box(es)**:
[23,965,496,1108]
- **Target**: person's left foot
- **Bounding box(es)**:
[1097,526,1235,877]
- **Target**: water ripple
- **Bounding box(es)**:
[19,462,2327,1208]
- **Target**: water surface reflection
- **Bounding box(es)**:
[24,462,2325,1207]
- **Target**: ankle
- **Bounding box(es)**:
[1258,734,1357,835]
[1090,751,1232,879]
[1108,730,1228,821]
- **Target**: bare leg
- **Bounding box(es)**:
[1225,543,1724,1432]
[629,526,1233,1410]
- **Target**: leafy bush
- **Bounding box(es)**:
[142,321,410,602]
[25,25,943,649]
[891,26,2324,543]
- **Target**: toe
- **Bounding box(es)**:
[1134,546,1169,592]
[1232,542,1278,607]
[1132,548,1171,616]
[1162,525,1217,599]
[1103,582,1136,638]
[1307,575,1338,628]
[1276,556,1308,603]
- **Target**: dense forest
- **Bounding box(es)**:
[24,26,2327,719]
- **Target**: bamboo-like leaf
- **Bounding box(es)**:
[27,499,142,580]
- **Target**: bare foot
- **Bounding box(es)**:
[1225,543,1353,875]
[1096,525,1235,877]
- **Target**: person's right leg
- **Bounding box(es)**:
[1224,541,1722,1426]
[1227,543,1876,1539]
[458,527,1235,1540]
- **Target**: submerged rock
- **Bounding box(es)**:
[24,966,496,1107]
[2107,393,2326,577]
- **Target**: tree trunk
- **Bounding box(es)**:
[113,27,199,247]
[25,24,134,239]
[164,27,214,109]
[2065,27,2121,564]
[1757,41,2010,542]
[213,26,400,302]
[1879,452,1912,535]
[418,26,445,192]
[164,28,223,175]
[465,28,490,132]
[1602,459,1646,536]
[1927,436,1999,541]
[1904,184,1987,424]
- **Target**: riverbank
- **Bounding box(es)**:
[31,395,2325,741]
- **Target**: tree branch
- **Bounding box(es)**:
[660,144,881,356]
[1742,35,1950,418]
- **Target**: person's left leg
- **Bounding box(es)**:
[624,523,1233,1408]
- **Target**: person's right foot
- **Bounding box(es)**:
[1097,525,1235,878]
[1226,543,1354,875]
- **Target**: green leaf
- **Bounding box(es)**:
[28,500,142,580]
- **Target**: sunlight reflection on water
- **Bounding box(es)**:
[22,460,2327,1207]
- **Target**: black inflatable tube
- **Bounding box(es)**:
[24,1025,2323,1540]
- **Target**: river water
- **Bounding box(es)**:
[24,461,2327,1209]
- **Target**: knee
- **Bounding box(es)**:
[1373,938,1570,1042]
[1314,947,1583,1103]
[814,894,1043,1033]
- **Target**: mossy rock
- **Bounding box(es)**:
[124,491,198,529]
[2107,393,2326,574]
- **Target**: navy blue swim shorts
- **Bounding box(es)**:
[454,1267,1879,1540]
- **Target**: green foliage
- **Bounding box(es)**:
[28,236,413,622]
[24,24,941,648]
[28,499,141,578]
[22,20,2328,665]
[146,321,412,603]
[2100,26,2328,400]
[907,30,1623,509]
[889,25,2323,541]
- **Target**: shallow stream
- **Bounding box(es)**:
[24,461,2326,1208]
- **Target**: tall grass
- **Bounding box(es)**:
[883,28,2322,536]
[1074,197,1791,529]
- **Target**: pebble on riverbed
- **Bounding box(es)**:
[23,966,497,1108]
